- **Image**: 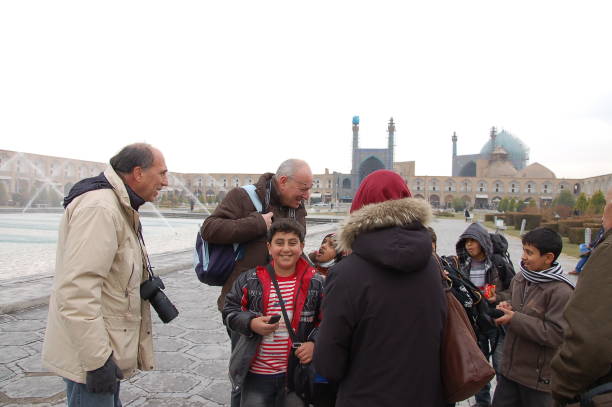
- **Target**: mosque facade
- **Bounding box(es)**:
[1,119,611,208]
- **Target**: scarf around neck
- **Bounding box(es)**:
[520,261,575,289]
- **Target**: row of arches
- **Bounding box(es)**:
[412,179,577,195]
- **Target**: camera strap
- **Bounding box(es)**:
[136,223,156,280]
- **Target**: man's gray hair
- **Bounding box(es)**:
[110,143,154,174]
[275,159,309,178]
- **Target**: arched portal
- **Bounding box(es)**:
[459,161,477,177]
[359,156,385,183]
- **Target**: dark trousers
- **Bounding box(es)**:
[228,326,242,407]
[475,329,505,406]
[492,374,552,407]
[240,373,305,407]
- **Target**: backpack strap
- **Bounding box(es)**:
[241,184,263,213]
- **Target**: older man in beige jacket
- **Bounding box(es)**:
[42,143,168,406]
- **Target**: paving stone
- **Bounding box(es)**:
[154,336,189,352]
[191,360,228,381]
[0,374,64,398]
[132,372,201,393]
[0,364,15,382]
[174,317,223,331]
[154,351,198,371]
[131,395,222,406]
[151,324,185,338]
[0,315,17,324]
[0,346,29,364]
[182,330,228,345]
[0,331,40,346]
[28,340,43,353]
[116,380,147,405]
[14,307,49,320]
[0,319,46,332]
[185,344,230,361]
[198,379,232,406]
[16,354,48,373]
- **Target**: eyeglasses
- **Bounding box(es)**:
[288,176,312,193]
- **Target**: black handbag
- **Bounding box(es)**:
[265,264,316,404]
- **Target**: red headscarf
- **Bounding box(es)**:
[350,170,412,213]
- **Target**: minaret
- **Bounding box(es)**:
[387,117,395,170]
[351,116,359,175]
[490,126,497,151]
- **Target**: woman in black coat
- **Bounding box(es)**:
[313,170,448,407]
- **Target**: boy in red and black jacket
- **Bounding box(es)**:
[223,219,324,406]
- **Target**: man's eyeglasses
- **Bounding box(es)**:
[288,176,312,193]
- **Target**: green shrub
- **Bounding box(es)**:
[540,222,559,233]
[435,211,455,218]
[513,214,542,231]
[484,214,499,222]
[558,220,584,237]
[568,227,587,244]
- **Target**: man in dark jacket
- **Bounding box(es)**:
[314,170,447,407]
[202,158,312,407]
[202,158,312,311]
[551,202,612,406]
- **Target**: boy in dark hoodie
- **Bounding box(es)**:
[455,222,505,407]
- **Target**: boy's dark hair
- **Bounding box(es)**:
[267,219,305,243]
[110,143,154,174]
[522,227,563,261]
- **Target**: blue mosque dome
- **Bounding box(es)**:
[479,129,529,171]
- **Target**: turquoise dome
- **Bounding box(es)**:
[480,129,529,170]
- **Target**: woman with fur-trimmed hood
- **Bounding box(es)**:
[313,170,447,407]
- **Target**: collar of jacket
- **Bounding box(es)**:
[125,183,145,211]
[103,166,139,216]
[337,197,432,252]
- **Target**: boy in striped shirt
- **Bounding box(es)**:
[223,219,324,407]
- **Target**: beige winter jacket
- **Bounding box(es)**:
[42,166,155,383]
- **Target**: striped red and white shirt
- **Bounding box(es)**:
[249,273,297,375]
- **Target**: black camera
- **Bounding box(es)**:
[140,276,179,323]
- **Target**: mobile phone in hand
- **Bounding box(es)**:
[267,315,281,324]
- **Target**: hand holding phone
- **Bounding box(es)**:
[267,315,281,324]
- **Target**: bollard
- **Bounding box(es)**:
[520,219,526,236]
[585,228,592,246]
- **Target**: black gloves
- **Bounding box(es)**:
[86,355,124,394]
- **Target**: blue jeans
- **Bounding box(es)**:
[64,378,122,407]
[475,330,505,406]
[240,372,305,407]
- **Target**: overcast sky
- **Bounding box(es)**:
[1,1,611,180]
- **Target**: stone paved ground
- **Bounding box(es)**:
[0,218,578,406]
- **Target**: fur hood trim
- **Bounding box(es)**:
[338,198,432,251]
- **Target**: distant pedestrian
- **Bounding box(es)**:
[492,228,574,407]
[465,208,471,222]
[42,143,169,407]
[551,203,612,406]
[314,169,447,406]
